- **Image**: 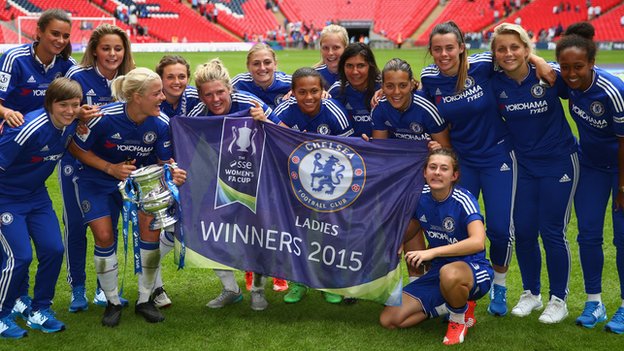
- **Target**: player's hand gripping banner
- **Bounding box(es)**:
[171,113,428,305]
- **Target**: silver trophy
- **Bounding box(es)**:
[119,164,178,230]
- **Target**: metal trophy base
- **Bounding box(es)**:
[149,208,178,231]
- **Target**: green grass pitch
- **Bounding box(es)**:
[17,48,624,349]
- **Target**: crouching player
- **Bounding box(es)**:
[0,78,82,338]
[379,148,493,345]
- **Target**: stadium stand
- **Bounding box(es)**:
[591,3,624,41]
[496,0,621,41]
[211,0,279,39]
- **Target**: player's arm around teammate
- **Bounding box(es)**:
[0,78,82,339]
[556,22,624,333]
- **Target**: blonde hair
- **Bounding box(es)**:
[491,23,533,60]
[315,24,348,68]
[111,67,161,103]
[246,43,276,66]
[81,23,135,75]
[194,58,232,92]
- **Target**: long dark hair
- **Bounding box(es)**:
[37,9,72,60]
[428,21,468,93]
[338,43,380,110]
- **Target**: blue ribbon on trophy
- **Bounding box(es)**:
[164,163,185,269]
[215,117,265,213]
[121,179,142,274]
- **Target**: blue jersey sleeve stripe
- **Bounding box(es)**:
[596,76,624,113]
[188,102,205,117]
[413,94,445,126]
[451,188,479,215]
[158,113,170,124]
[86,116,103,128]
[325,100,349,129]
[273,99,295,115]
[1,48,30,72]
[15,113,48,145]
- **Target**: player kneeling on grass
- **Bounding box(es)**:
[379,148,493,346]
[0,78,82,339]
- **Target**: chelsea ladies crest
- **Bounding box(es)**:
[289,140,365,212]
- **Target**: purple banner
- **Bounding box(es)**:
[171,114,428,305]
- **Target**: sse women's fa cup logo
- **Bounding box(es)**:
[289,140,366,212]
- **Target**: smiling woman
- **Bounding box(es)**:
[0,9,76,127]
[67,67,187,327]
[0,77,82,339]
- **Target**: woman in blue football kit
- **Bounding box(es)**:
[188,59,278,123]
[232,43,292,109]
[379,148,493,346]
[328,42,381,138]
[156,54,200,118]
[68,68,187,327]
[491,24,578,324]
[556,22,624,334]
[371,58,449,146]
[314,24,349,89]
[190,59,276,312]
[151,54,200,309]
[0,78,82,339]
[420,21,555,316]
[272,67,353,304]
[0,9,75,127]
[231,44,292,293]
[64,23,135,313]
[0,8,76,320]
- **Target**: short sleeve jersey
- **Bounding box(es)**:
[73,102,172,187]
[414,185,488,268]
[421,52,510,167]
[371,91,447,141]
[232,71,291,108]
[0,108,77,198]
[274,97,354,137]
[567,67,624,170]
[159,85,200,117]
[0,43,76,114]
[328,81,381,137]
[491,64,576,160]
[187,90,280,123]
[315,64,339,89]
[65,65,115,106]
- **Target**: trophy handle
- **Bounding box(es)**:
[250,128,257,155]
[228,126,237,153]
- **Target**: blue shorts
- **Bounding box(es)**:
[403,260,493,318]
[77,179,122,224]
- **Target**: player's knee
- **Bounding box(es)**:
[379,311,398,329]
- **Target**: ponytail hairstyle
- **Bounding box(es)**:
[291,67,325,91]
[555,22,596,63]
[426,147,460,184]
[194,58,232,93]
[428,21,468,93]
[37,9,72,60]
[111,67,161,103]
[338,43,380,110]
[314,24,349,68]
[381,58,417,91]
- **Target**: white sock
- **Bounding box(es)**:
[138,247,160,303]
[94,253,120,305]
[493,271,507,287]
[154,231,175,290]
[214,269,239,292]
[252,273,266,292]
[587,293,601,303]
[449,311,465,324]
